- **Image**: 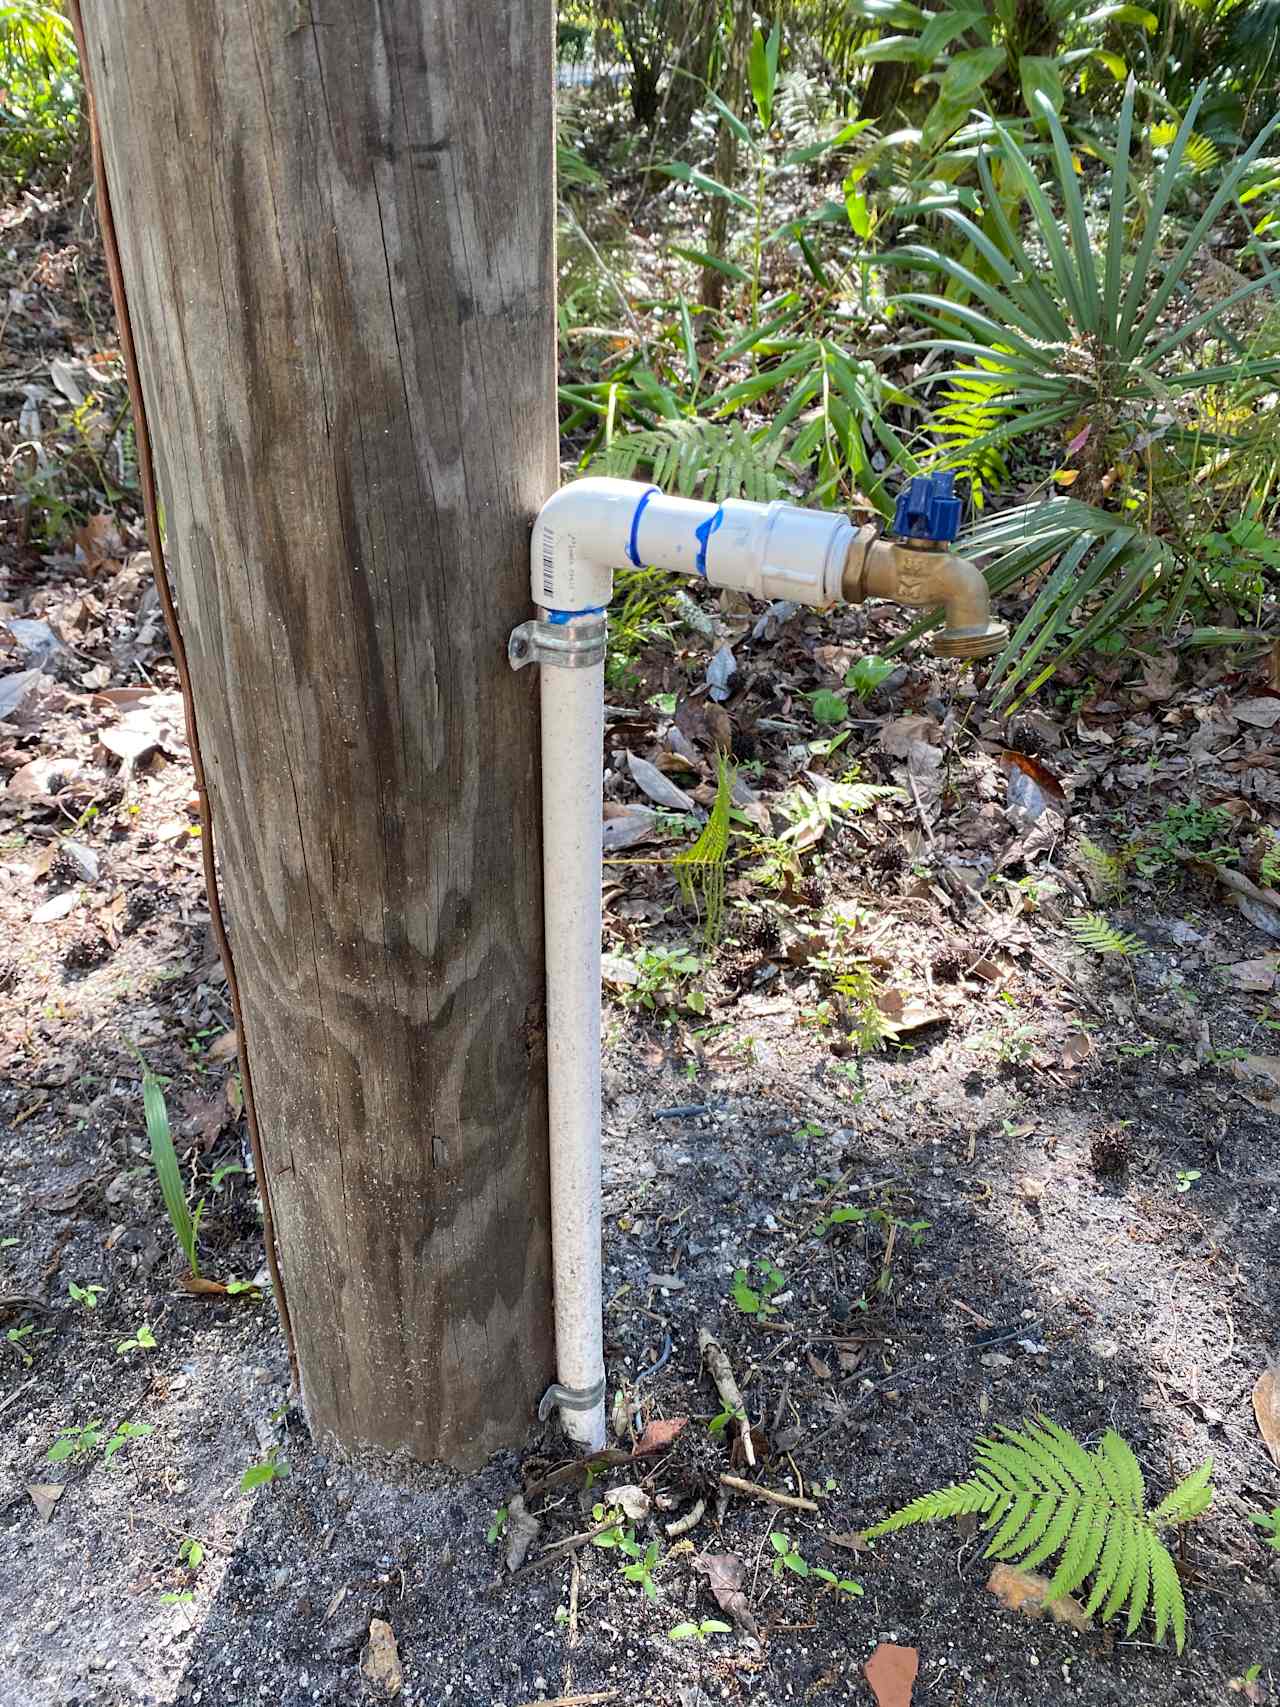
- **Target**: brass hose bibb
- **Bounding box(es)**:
[841,472,1008,660]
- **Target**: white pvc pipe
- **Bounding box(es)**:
[525,478,855,1448]
[538,615,606,1450]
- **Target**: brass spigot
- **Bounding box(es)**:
[841,474,1008,660]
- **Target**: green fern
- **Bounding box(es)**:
[1068,913,1146,957]
[832,963,890,1055]
[862,1416,1212,1652]
[1077,837,1133,902]
[930,368,1012,509]
[676,752,734,943]
[1260,833,1280,890]
[587,420,788,503]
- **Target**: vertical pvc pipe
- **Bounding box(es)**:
[538,615,606,1450]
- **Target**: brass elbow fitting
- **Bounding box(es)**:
[841,524,1009,660]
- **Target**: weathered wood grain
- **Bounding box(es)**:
[82,0,557,1466]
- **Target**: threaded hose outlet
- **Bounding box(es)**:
[930,620,1009,660]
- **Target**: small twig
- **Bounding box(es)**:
[514,1693,618,1707]
[665,1497,706,1539]
[720,1474,818,1513]
[906,768,936,846]
[496,1519,620,1591]
[0,1377,36,1418]
[699,1328,754,1468]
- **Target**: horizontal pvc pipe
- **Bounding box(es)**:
[534,477,852,615]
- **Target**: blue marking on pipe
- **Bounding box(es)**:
[626,486,661,568]
[545,606,605,624]
[693,505,725,578]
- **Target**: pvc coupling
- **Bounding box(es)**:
[531,477,852,616]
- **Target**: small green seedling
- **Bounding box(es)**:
[813,1566,864,1599]
[178,1537,205,1569]
[226,1278,263,1301]
[487,1506,509,1545]
[68,1281,105,1310]
[103,1422,152,1464]
[160,1591,194,1607]
[1176,1169,1202,1193]
[770,1532,808,1578]
[7,1323,36,1366]
[620,1536,661,1600]
[47,1418,152,1466]
[846,655,895,700]
[732,1258,786,1320]
[143,1068,204,1278]
[210,1162,246,1191]
[591,1506,661,1598]
[808,688,848,727]
[669,1619,732,1642]
[241,1446,290,1491]
[1249,1507,1280,1551]
[116,1322,157,1355]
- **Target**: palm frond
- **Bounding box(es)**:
[587,420,788,503]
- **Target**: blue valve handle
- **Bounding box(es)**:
[891,471,962,544]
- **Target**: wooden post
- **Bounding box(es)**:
[78,2,557,1468]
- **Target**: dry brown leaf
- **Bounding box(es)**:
[880,715,941,757]
[99,723,160,762]
[826,1530,870,1554]
[504,1492,541,1572]
[360,1618,402,1699]
[1225,956,1280,993]
[691,1551,760,1642]
[1254,1367,1280,1469]
[1232,696,1280,729]
[1062,1031,1094,1067]
[633,1417,687,1455]
[32,891,81,926]
[26,1483,64,1524]
[876,992,946,1036]
[987,1563,1091,1631]
[180,1273,228,1296]
[1000,749,1067,808]
[74,512,124,574]
[865,1641,919,1707]
[207,1030,240,1064]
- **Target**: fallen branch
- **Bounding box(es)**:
[720,1473,819,1513]
[699,1328,755,1468]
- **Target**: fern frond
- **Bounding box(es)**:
[1068,913,1146,957]
[1259,833,1280,889]
[1152,1456,1214,1525]
[860,1415,1211,1652]
[587,421,788,503]
[929,368,1012,510]
[675,753,733,942]
[1078,836,1132,902]
[861,1477,999,1537]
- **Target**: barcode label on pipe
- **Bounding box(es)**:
[541,528,555,600]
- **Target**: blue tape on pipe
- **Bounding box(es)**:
[693,505,724,578]
[545,607,605,624]
[626,486,661,569]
